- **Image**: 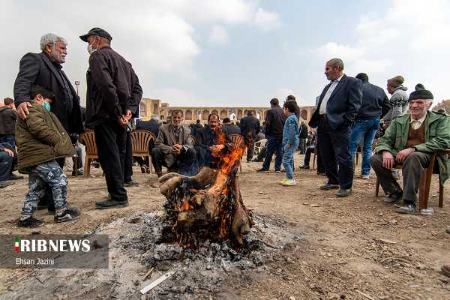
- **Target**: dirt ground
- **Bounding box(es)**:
[0,154,449,299]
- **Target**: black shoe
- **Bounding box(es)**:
[0,181,14,188]
[336,188,352,197]
[9,173,24,180]
[257,168,269,172]
[141,166,147,174]
[395,204,416,214]
[55,207,80,223]
[300,165,310,170]
[72,169,84,176]
[317,171,326,176]
[18,216,44,228]
[319,183,339,190]
[95,199,129,210]
[124,180,139,187]
[383,192,402,203]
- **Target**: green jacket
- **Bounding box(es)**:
[375,111,450,185]
[16,103,75,173]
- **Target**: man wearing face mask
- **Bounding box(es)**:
[80,27,142,209]
[13,33,83,212]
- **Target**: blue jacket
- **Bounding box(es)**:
[309,74,362,130]
[283,114,299,147]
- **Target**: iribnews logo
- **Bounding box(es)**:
[14,236,91,253]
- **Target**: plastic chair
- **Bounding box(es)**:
[79,130,98,177]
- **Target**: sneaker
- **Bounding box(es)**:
[383,192,402,203]
[18,216,44,228]
[300,165,310,170]
[281,179,297,186]
[54,208,80,223]
[395,204,416,214]
[95,199,129,210]
[275,170,281,173]
[257,168,269,172]
[279,178,288,185]
[360,174,370,180]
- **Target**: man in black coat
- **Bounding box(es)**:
[258,98,286,172]
[14,33,83,135]
[80,27,142,209]
[239,111,261,162]
[309,58,362,197]
[195,113,222,168]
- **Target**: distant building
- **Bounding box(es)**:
[138,98,316,124]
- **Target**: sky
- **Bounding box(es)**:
[1,0,449,107]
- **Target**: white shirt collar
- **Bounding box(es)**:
[410,113,427,124]
[332,74,344,83]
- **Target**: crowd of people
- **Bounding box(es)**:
[0,29,449,236]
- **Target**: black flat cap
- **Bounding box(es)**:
[409,89,433,101]
[79,27,112,42]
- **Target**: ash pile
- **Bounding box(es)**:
[117,212,303,299]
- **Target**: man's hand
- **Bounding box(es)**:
[171,144,182,155]
[17,102,32,119]
[396,148,415,163]
[382,151,395,169]
[3,148,14,157]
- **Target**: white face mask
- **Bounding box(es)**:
[87,43,97,55]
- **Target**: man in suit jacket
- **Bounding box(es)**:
[153,110,197,177]
[309,58,362,197]
[14,33,83,135]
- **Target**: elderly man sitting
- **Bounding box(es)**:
[370,89,450,214]
[152,110,197,177]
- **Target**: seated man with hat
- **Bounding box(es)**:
[370,89,450,214]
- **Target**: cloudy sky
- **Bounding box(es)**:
[1,0,449,107]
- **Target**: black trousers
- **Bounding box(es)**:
[124,130,133,183]
[94,121,128,202]
[317,116,354,189]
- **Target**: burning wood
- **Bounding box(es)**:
[158,134,253,247]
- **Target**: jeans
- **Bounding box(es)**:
[283,143,298,180]
[262,136,283,171]
[349,118,380,176]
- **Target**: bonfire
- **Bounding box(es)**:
[158,133,253,248]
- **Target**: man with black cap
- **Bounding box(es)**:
[371,89,450,214]
[80,27,142,209]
